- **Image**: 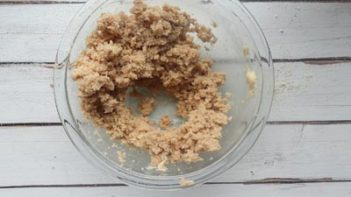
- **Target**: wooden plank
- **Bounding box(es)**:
[0,0,84,2]
[0,3,351,62]
[0,4,79,34]
[271,62,351,121]
[0,126,114,185]
[0,4,81,63]
[247,2,351,60]
[1,183,351,197]
[0,124,351,186]
[0,65,58,123]
[1,62,350,123]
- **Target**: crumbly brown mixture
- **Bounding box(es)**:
[139,97,155,116]
[159,115,171,129]
[72,0,230,166]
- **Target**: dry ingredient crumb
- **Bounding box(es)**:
[111,143,118,148]
[117,151,126,164]
[246,68,257,96]
[139,97,155,116]
[159,115,172,129]
[72,0,229,166]
[243,46,250,58]
[157,160,168,172]
[146,165,156,170]
[211,21,218,28]
[94,129,101,136]
[224,92,232,98]
[179,178,194,187]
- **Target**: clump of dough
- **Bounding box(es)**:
[159,115,172,129]
[246,68,257,96]
[139,97,155,116]
[72,0,230,166]
[157,160,168,172]
[179,178,194,187]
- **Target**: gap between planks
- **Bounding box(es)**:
[2,178,351,189]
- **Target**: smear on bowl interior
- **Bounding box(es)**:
[71,0,232,169]
[179,177,194,187]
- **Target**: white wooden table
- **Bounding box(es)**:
[1,0,351,196]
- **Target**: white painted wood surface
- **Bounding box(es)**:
[1,62,350,123]
[1,1,351,196]
[1,124,351,186]
[2,183,351,197]
[0,3,351,62]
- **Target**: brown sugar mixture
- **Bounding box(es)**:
[72,0,230,166]
[159,115,172,129]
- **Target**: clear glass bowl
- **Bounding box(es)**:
[54,0,274,190]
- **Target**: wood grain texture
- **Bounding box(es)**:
[2,183,351,197]
[1,62,350,123]
[1,124,351,186]
[247,2,351,60]
[0,3,351,62]
[0,65,58,123]
[272,62,351,121]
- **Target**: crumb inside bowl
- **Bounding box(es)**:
[54,0,274,190]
